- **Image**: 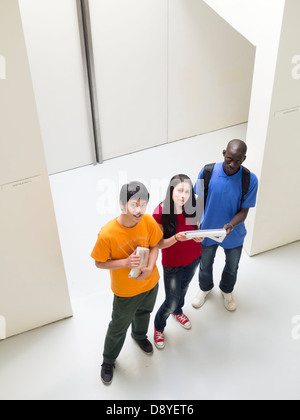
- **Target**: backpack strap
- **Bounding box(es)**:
[241,166,251,206]
[202,163,250,209]
[203,163,215,207]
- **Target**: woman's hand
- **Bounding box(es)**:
[193,237,204,243]
[175,232,188,242]
[175,232,204,243]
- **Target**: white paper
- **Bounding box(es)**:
[129,247,150,279]
[185,229,227,243]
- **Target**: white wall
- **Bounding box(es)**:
[88,0,168,160]
[245,0,300,255]
[0,0,72,339]
[17,0,255,164]
[88,0,255,160]
[168,0,255,142]
[205,0,300,255]
[204,0,283,46]
[19,0,96,174]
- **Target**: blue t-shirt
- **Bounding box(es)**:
[194,162,258,249]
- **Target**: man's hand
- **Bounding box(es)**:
[223,224,234,236]
[136,266,153,281]
[126,250,141,269]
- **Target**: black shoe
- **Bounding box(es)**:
[101,363,115,385]
[131,334,153,355]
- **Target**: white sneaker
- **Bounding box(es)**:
[221,291,237,312]
[192,289,211,309]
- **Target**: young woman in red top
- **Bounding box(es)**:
[152,174,203,349]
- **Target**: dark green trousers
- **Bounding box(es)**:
[103,284,159,364]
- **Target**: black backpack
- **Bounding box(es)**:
[203,163,251,208]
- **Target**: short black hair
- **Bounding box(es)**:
[119,181,150,206]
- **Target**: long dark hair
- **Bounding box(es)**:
[161,174,197,239]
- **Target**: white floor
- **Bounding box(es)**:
[1,123,300,400]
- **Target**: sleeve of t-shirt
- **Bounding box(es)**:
[91,230,111,262]
[242,172,259,209]
[194,168,204,196]
[148,214,163,247]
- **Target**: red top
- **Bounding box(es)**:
[153,204,202,268]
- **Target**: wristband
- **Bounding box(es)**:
[227,224,234,231]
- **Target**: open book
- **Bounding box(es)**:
[185,229,227,243]
[128,247,150,279]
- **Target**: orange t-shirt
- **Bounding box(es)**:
[91,214,163,297]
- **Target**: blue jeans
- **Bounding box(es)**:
[199,244,243,294]
[154,257,200,332]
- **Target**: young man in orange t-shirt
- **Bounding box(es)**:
[91,181,163,385]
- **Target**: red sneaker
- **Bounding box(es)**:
[154,328,165,349]
[172,313,192,330]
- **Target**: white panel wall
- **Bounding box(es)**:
[245,0,300,255]
[204,0,300,255]
[0,0,72,339]
[168,0,255,142]
[89,0,254,158]
[89,0,168,160]
[17,0,255,165]
[19,0,95,174]
[203,0,282,46]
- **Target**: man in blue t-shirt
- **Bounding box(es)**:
[193,140,258,311]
